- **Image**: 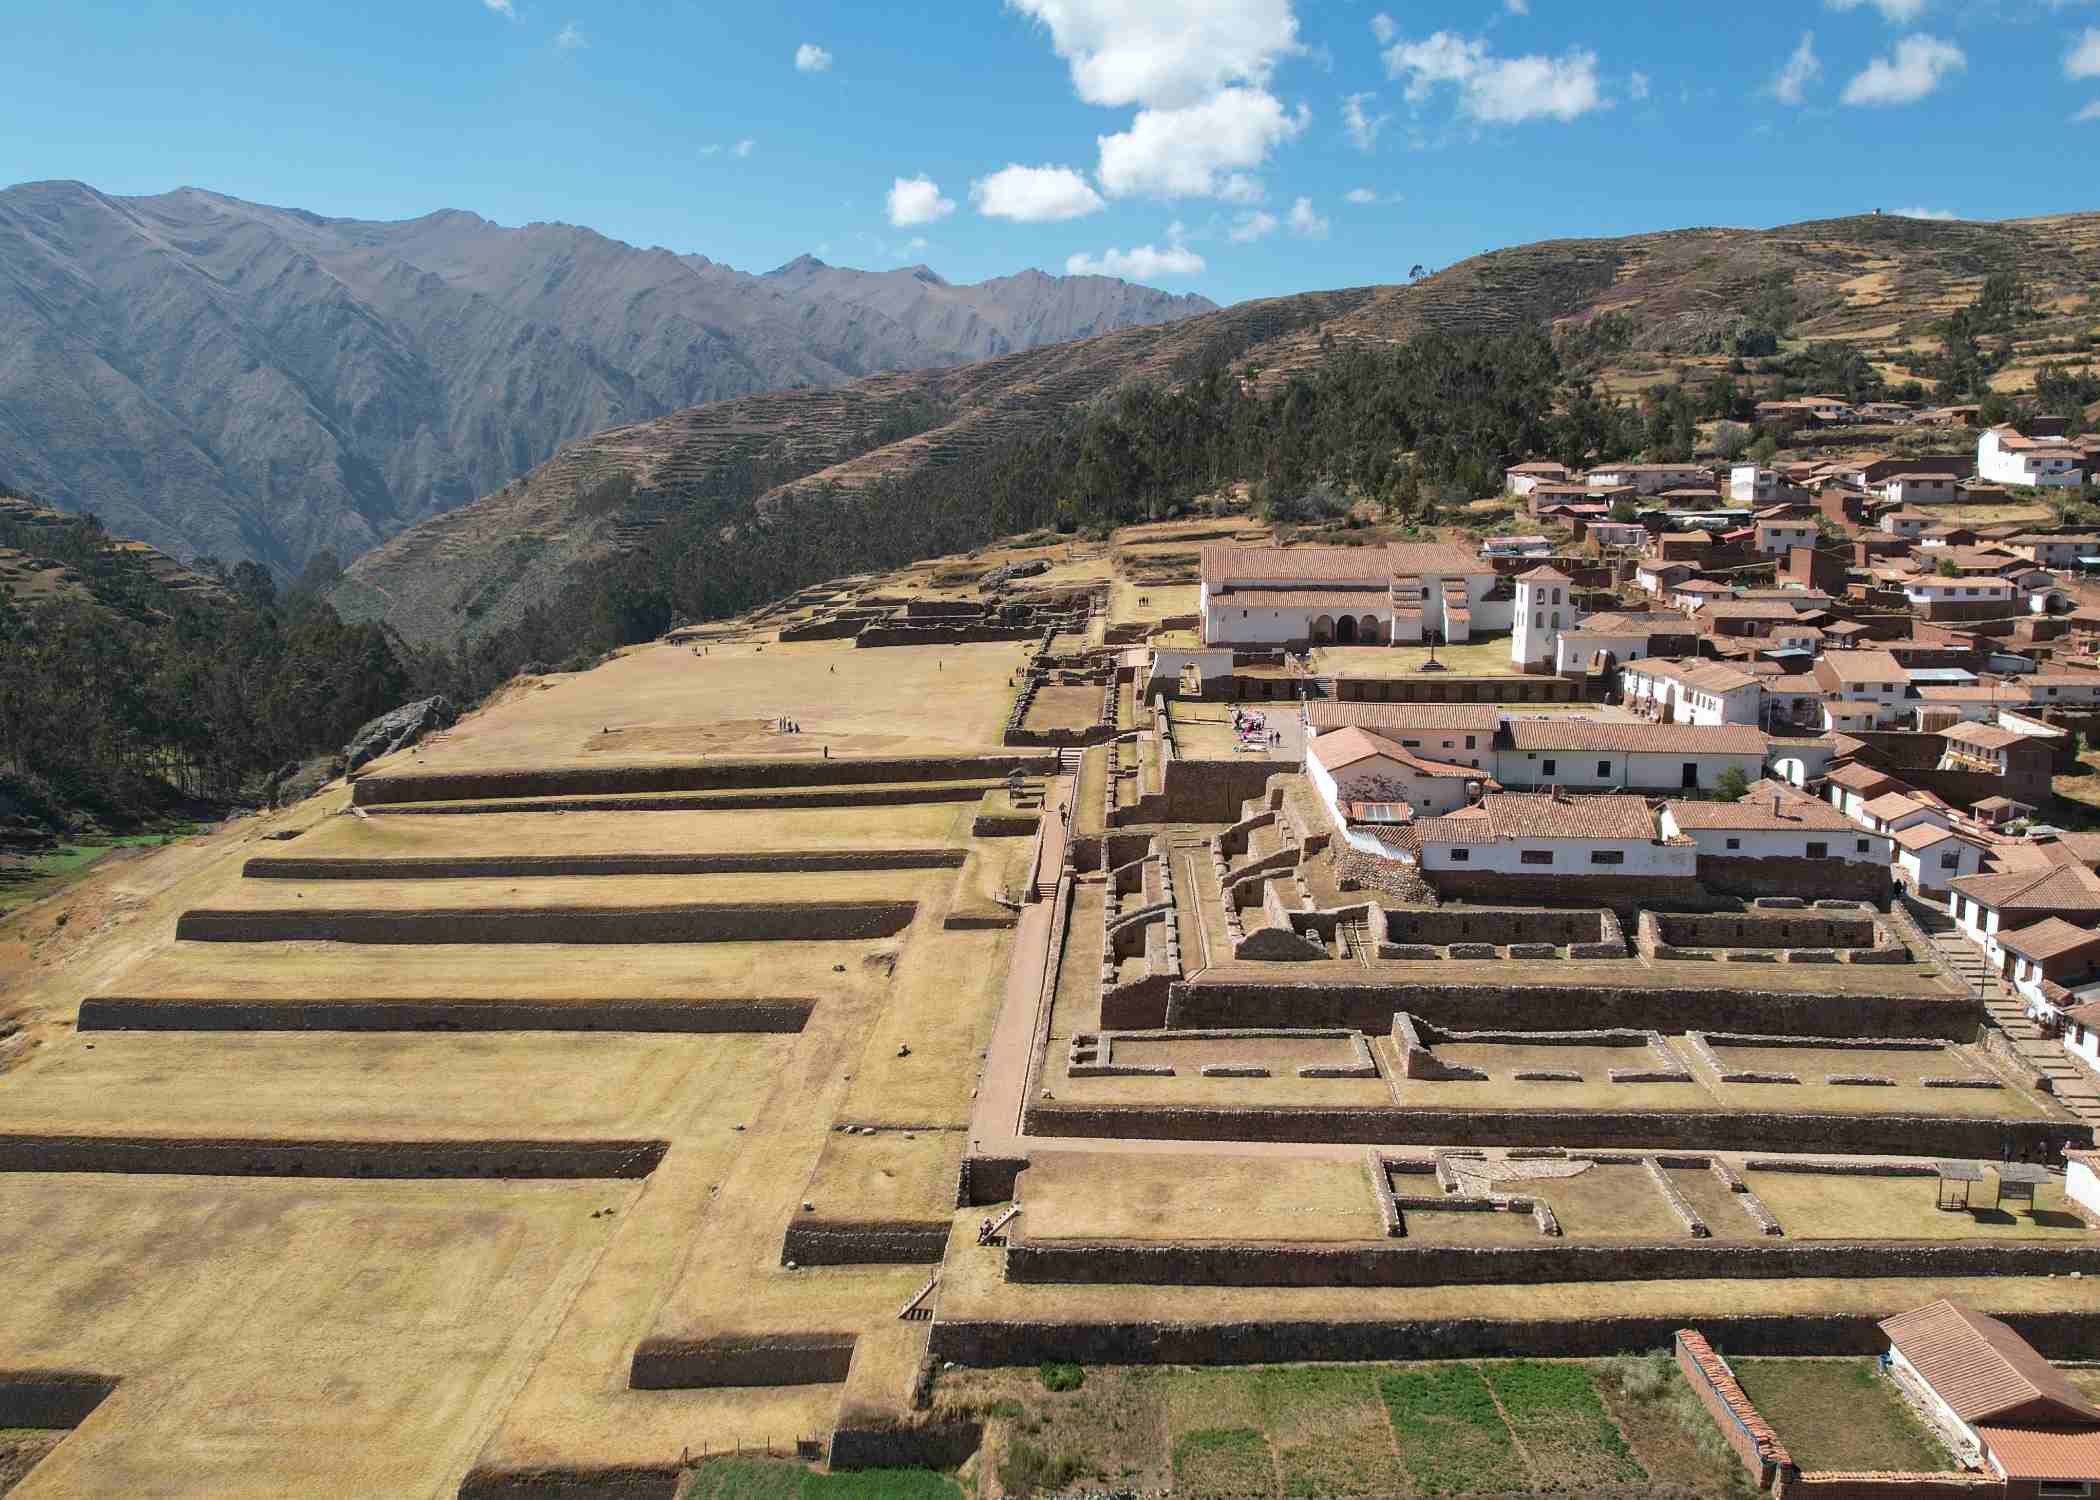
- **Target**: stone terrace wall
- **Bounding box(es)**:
[458,1464,679,1499]
[1652,911,1879,949]
[929,1310,2100,1369]
[78,996,814,1034]
[368,785,996,816]
[0,1371,116,1428]
[1004,1236,2100,1289]
[352,754,1057,805]
[242,851,966,880]
[780,1220,951,1266]
[1165,979,1975,1040]
[1697,854,1892,906]
[1428,871,1708,909]
[0,1133,667,1178]
[1384,907,1621,950]
[174,900,918,946]
[1017,1103,2080,1158]
[629,1333,857,1390]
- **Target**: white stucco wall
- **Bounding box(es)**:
[1660,816,1888,865]
[1420,837,1694,876]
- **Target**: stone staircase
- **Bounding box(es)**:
[1903,894,2100,1118]
[1058,748,1084,777]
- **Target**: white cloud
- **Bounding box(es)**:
[969,164,1105,222]
[1286,196,1329,239]
[1826,0,1928,21]
[1382,32,1608,124]
[734,139,755,158]
[1893,206,1958,220]
[1341,90,1390,150]
[1370,12,1396,45]
[1505,0,1529,13]
[555,21,585,49]
[2069,28,2100,79]
[2075,99,2100,121]
[1229,210,1280,242]
[1096,87,1309,198]
[906,237,929,251]
[1344,187,1380,205]
[1628,71,1651,101]
[1841,33,1965,105]
[795,42,833,73]
[886,175,956,226]
[482,0,517,18]
[1065,243,1207,279]
[1218,173,1267,204]
[1011,0,1300,110]
[1771,32,1821,105]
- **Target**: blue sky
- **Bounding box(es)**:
[4,0,2099,306]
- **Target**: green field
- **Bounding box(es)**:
[679,1458,961,1500]
[1728,1359,1953,1473]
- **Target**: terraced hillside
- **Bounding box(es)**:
[337,211,2100,649]
[0,494,223,616]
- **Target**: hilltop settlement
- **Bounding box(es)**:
[10,399,2100,1497]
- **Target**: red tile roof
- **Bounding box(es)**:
[1974,1424,2100,1483]
[1502,720,1765,754]
[1880,1300,2100,1426]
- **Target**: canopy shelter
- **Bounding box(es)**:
[1935,1159,1988,1212]
[1993,1161,2054,1215]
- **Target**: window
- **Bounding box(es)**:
[1551,612,1561,627]
[1726,838,1741,851]
[1520,850,1553,866]
[1542,760,1557,776]
[1806,841,1828,859]
[1590,850,1624,865]
[1856,839,1869,853]
[1534,613,1543,628]
[1597,761,1612,776]
[1448,848,1470,863]
[1464,736,1476,750]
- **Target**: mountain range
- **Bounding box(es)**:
[0,180,1213,572]
[333,209,2100,647]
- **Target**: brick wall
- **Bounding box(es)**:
[1675,1329,1790,1489]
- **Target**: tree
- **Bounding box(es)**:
[1750,432,1780,465]
[1609,498,1640,523]
[1714,767,1750,804]
[1937,557,1961,578]
[1713,422,1753,461]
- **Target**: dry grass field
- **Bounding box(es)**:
[1019,1153,1386,1243]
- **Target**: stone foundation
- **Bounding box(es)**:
[175,900,918,945]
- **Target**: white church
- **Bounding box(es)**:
[1199,542,1515,647]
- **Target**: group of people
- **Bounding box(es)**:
[1233,707,1282,751]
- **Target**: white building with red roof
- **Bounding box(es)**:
[1199,542,1505,648]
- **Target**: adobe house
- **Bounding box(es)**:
[1880,1300,2100,1496]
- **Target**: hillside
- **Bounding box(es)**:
[0,493,224,618]
[0,181,1212,574]
[337,209,2100,649]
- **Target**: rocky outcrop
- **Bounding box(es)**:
[343,698,453,774]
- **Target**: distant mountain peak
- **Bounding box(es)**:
[907,265,946,286]
[765,253,829,277]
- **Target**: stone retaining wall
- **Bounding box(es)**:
[1696,854,1893,906]
[77,996,814,1033]
[1004,1236,2100,1288]
[1428,872,1708,908]
[0,1370,116,1428]
[243,850,967,880]
[174,900,918,945]
[368,784,996,816]
[353,755,1056,806]
[780,1220,951,1266]
[629,1333,857,1389]
[928,1310,2100,1368]
[1383,907,1621,948]
[1165,979,1975,1039]
[457,1465,680,1499]
[1017,1103,2080,1158]
[0,1133,667,1178]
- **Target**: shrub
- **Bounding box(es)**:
[1037,1362,1084,1392]
[997,1440,1082,1497]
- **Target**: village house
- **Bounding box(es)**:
[1811,650,1913,729]
[1753,518,1817,556]
[1502,460,1571,498]
[1949,863,2100,972]
[1856,789,1954,838]
[1549,611,1699,675]
[1304,726,1487,823]
[1660,783,1890,898]
[1481,533,1553,559]
[1727,464,1780,503]
[2000,533,2100,569]
[1652,530,1715,565]
[1883,508,1933,538]
[1403,791,1697,888]
[1879,1300,2100,1495]
[2023,669,2100,707]
[1670,578,1732,612]
[1979,425,2087,488]
[1876,472,1961,505]
[1301,703,1499,769]
[1493,719,1767,794]
[1620,658,1764,726]
[1997,917,2100,1021]
[1891,821,1985,897]
[1634,559,1695,596]
[1938,720,2055,785]
[1584,462,1712,497]
[1822,760,1906,822]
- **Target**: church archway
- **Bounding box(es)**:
[1311,615,1335,643]
[1336,616,1360,645]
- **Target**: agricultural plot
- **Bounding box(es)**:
[1727,1359,1954,1473]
